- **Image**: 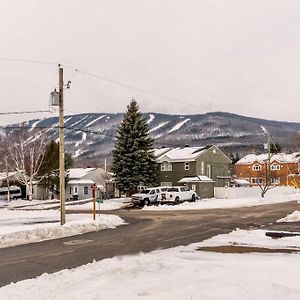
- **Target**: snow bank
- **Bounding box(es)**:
[67,198,131,211]
[278,210,300,223]
[1,230,300,299]
[0,209,124,249]
[143,194,300,211]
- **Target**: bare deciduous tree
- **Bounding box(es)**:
[7,130,47,200]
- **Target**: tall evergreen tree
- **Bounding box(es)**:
[112,99,158,195]
[37,140,73,197]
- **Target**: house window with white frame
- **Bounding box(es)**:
[161,182,172,187]
[251,177,263,184]
[270,164,280,171]
[84,186,89,195]
[252,164,261,171]
[184,162,190,170]
[271,177,280,184]
[161,162,172,171]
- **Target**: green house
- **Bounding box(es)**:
[155,145,231,198]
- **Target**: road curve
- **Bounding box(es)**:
[0,201,299,287]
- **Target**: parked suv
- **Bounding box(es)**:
[161,186,196,204]
[131,187,168,206]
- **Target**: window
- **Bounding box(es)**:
[74,187,78,194]
[270,164,280,171]
[84,186,89,195]
[271,177,280,184]
[150,190,155,195]
[160,182,172,187]
[161,162,172,171]
[184,162,190,170]
[207,165,211,178]
[70,187,72,195]
[251,178,263,184]
[201,161,205,174]
[191,184,196,192]
[252,164,261,171]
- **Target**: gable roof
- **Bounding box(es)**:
[236,153,300,165]
[156,146,211,162]
[68,168,96,179]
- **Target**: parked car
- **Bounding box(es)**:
[131,187,168,206]
[160,186,196,204]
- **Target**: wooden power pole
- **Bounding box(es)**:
[59,65,66,225]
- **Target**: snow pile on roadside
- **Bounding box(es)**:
[278,210,300,223]
[199,228,300,250]
[143,193,300,211]
[67,198,131,211]
[1,230,300,300]
[0,209,124,249]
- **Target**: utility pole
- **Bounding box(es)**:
[59,65,66,225]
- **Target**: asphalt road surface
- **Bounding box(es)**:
[0,201,299,287]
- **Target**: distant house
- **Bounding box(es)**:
[67,168,111,200]
[235,152,300,187]
[155,145,231,198]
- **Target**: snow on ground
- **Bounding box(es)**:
[200,228,300,250]
[168,118,190,134]
[0,209,124,248]
[149,121,169,133]
[147,114,155,124]
[75,132,87,147]
[67,198,131,211]
[1,229,300,299]
[84,115,106,127]
[278,210,300,223]
[143,193,300,211]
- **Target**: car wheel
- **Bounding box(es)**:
[144,199,150,206]
[175,196,180,205]
[191,194,196,202]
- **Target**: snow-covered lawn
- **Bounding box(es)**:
[0,209,124,249]
[0,198,131,211]
[143,193,300,210]
[67,197,131,211]
[1,229,300,299]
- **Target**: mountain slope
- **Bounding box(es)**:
[3,112,300,165]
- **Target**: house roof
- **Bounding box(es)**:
[68,168,96,179]
[68,179,95,185]
[156,146,212,162]
[236,153,300,165]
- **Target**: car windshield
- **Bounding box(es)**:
[140,190,150,194]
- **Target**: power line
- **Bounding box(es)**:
[0,57,57,66]
[62,65,209,110]
[0,56,212,110]
[0,110,52,116]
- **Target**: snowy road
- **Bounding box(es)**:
[0,200,299,287]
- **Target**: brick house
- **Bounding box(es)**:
[155,145,231,198]
[235,153,300,187]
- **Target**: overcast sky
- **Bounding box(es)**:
[0,0,300,125]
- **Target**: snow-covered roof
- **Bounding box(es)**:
[178,175,214,183]
[68,168,96,179]
[153,148,171,158]
[232,179,250,185]
[68,179,95,185]
[156,146,210,162]
[236,153,300,165]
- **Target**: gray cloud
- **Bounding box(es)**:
[0,0,300,125]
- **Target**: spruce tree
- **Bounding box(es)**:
[112,99,158,195]
[37,140,73,197]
